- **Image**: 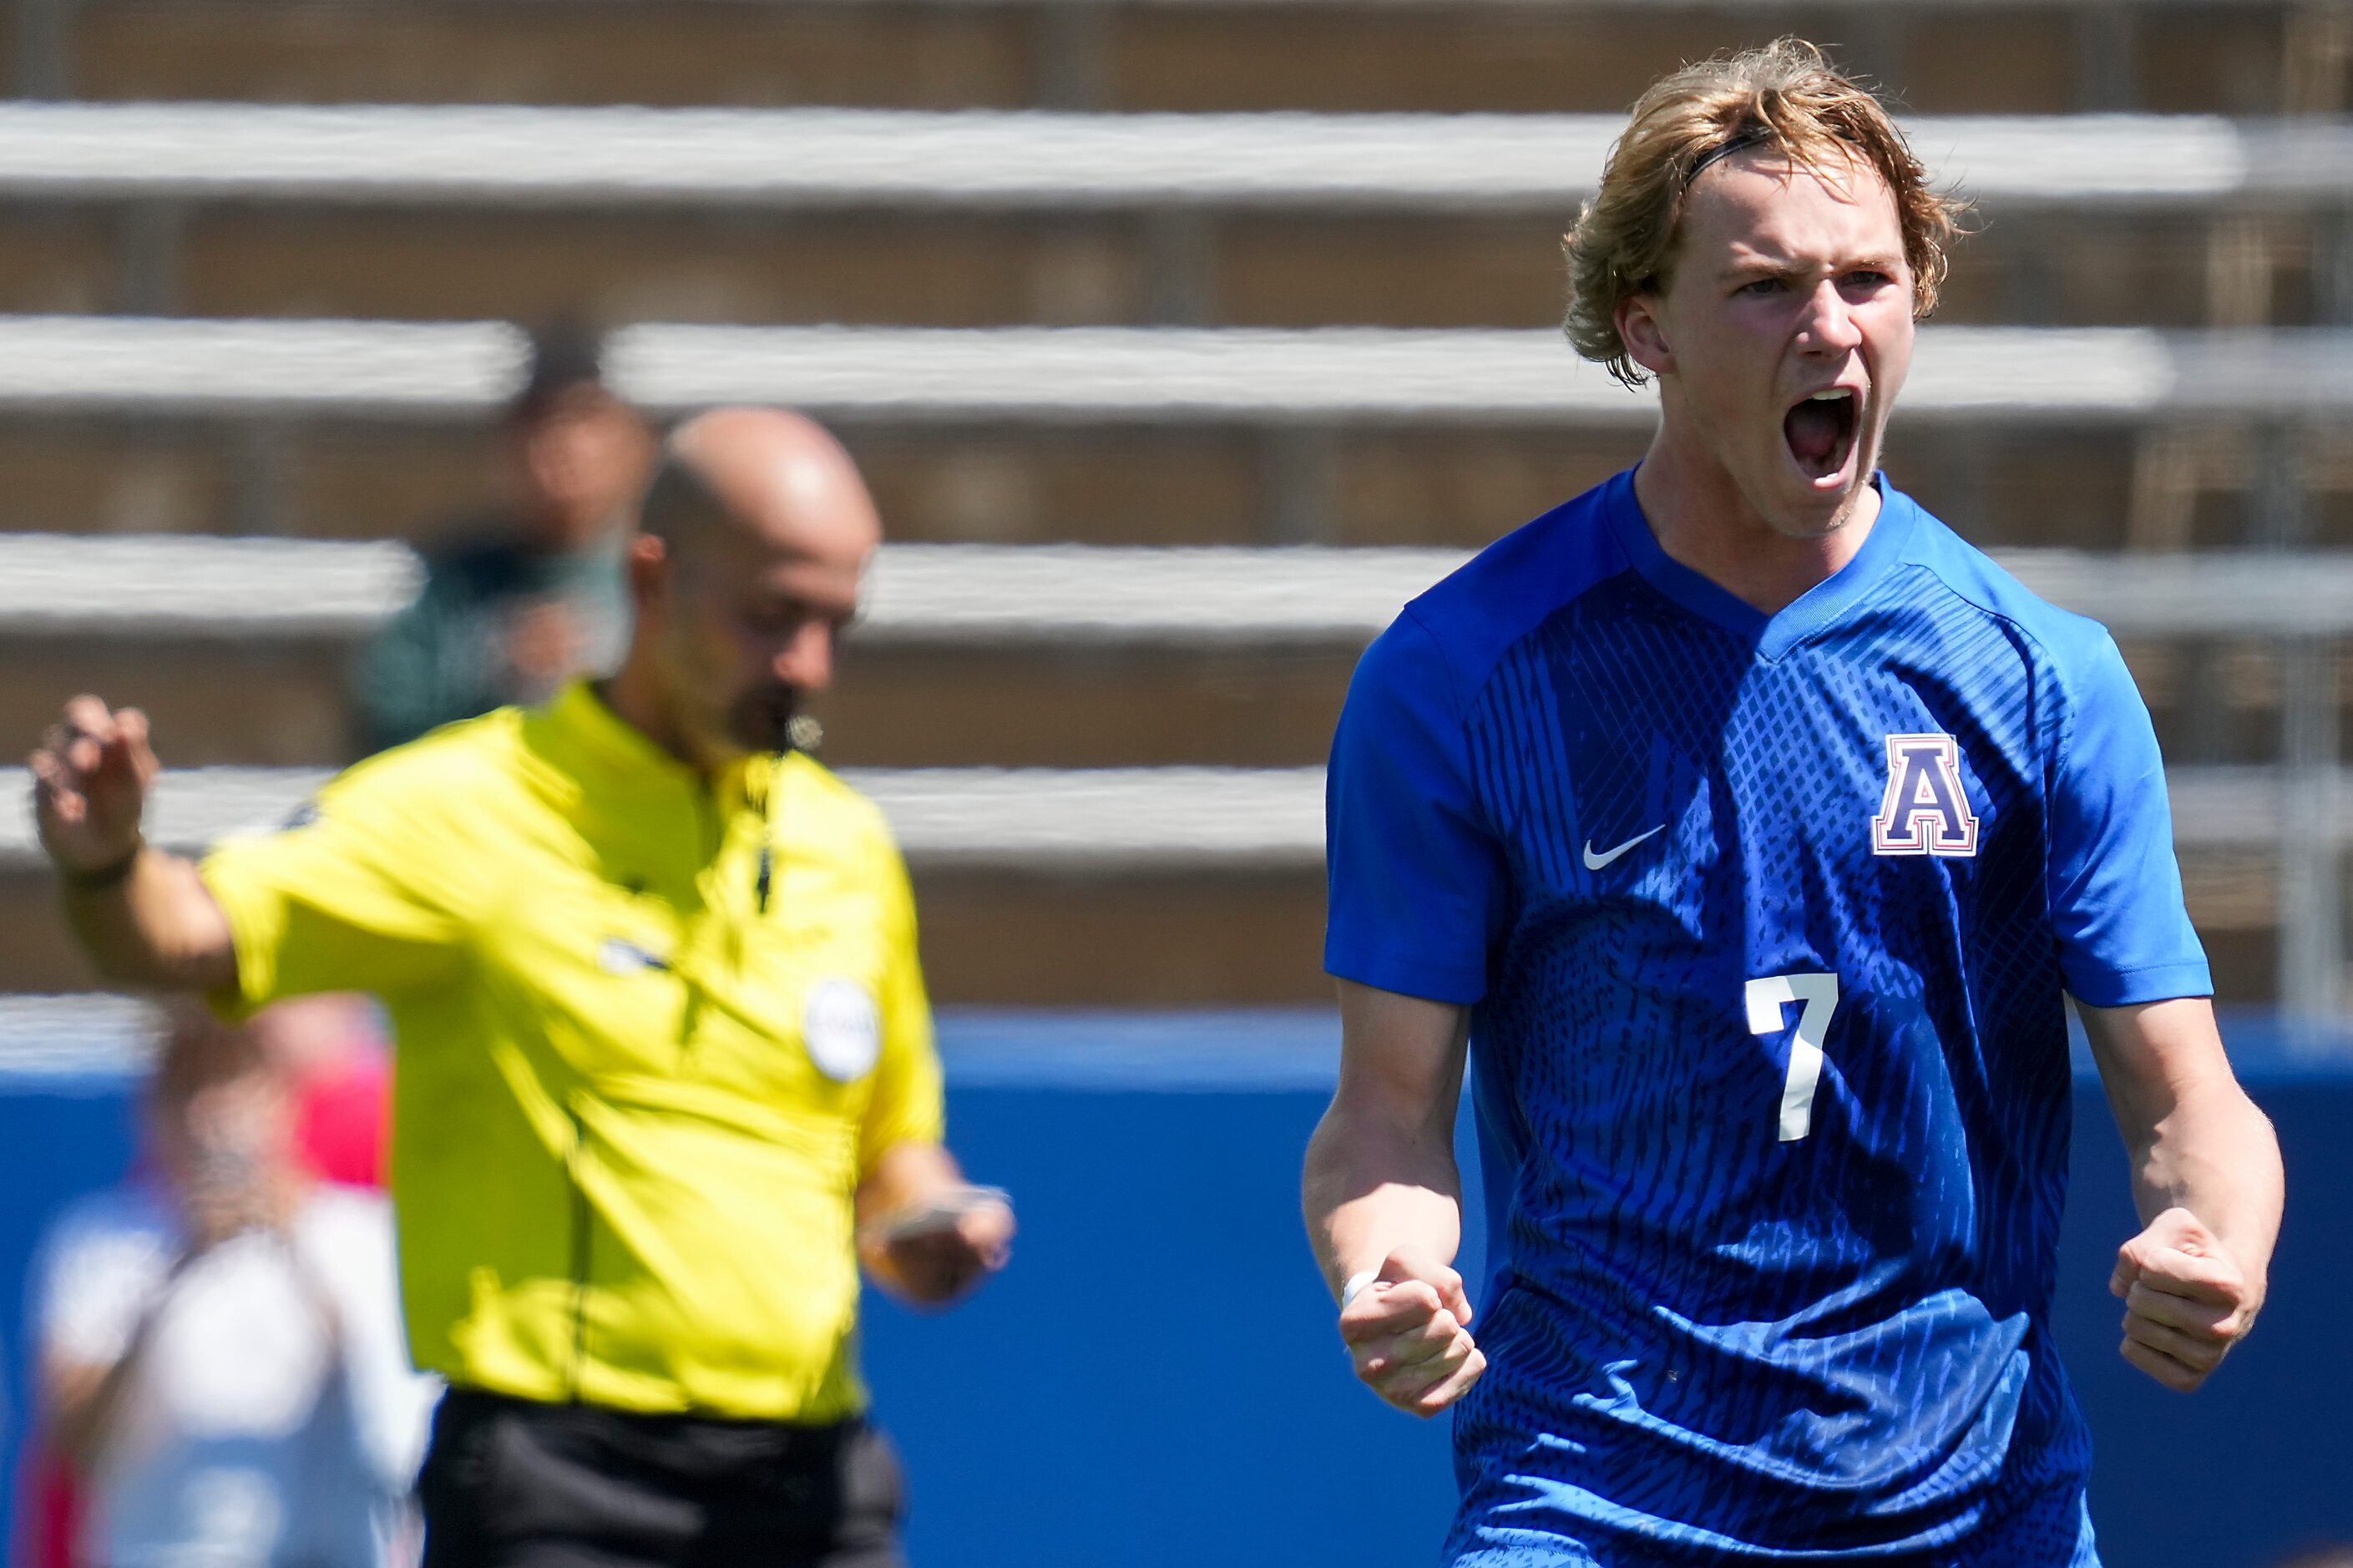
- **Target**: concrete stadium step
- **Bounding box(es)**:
[4,536,2352,772]
[0,105,2341,329]
[15,1,2327,117]
[1,316,2352,549]
[0,762,2333,1004]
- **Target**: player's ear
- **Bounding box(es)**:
[624,531,670,616]
[1617,292,1675,377]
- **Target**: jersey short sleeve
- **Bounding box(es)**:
[200,757,477,1014]
[858,840,946,1175]
[1324,608,1510,1006]
[2046,631,2213,1005]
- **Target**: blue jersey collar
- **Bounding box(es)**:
[1602,468,1916,660]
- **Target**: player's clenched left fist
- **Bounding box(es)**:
[1338,1246,1486,1419]
[2109,1206,2261,1393]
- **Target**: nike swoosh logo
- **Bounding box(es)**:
[1581,825,1666,871]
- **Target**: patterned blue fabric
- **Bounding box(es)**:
[1324,471,2209,1565]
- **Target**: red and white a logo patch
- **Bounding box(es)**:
[1871,734,1979,857]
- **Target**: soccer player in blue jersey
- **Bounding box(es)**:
[1303,41,2284,1566]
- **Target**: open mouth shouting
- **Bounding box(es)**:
[1783,386,1861,487]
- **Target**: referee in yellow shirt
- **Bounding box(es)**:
[30,407,1015,1567]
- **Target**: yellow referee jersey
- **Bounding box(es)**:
[200,680,944,1422]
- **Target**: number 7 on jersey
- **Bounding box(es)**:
[1746,973,1840,1142]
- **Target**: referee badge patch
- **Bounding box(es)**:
[1871,733,1979,857]
[802,978,882,1083]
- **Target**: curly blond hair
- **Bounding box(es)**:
[1563,38,1966,388]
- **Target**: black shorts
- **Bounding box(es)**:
[417,1388,907,1568]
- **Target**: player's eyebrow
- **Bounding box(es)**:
[1718,250,1906,281]
[1717,242,1799,279]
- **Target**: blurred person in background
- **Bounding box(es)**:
[259,994,392,1191]
[352,323,655,756]
[19,995,393,1568]
[30,1001,437,1568]
[30,406,1014,1568]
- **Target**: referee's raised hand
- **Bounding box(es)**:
[28,695,230,992]
[31,695,158,877]
[1339,1245,1487,1419]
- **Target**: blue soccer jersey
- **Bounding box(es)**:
[1323,470,2209,1566]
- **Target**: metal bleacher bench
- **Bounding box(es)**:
[2,313,2350,546]
[0,104,2328,211]
[6,105,2349,331]
[0,313,2348,424]
[6,103,2352,345]
[8,533,2353,643]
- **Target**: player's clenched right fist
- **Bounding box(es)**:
[29,695,158,877]
[1338,1246,1486,1419]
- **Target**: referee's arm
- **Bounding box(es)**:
[848,867,1013,1309]
[30,695,236,993]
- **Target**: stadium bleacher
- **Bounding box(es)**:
[5,0,2339,117]
[0,0,2344,1019]
[0,97,2335,343]
[8,314,2353,549]
[2,104,2353,554]
[0,104,2340,336]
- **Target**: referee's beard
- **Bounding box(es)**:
[723,680,803,756]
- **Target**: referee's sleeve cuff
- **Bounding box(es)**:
[195,855,276,1020]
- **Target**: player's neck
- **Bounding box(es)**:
[1631,433,1880,616]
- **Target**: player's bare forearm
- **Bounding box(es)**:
[2125,1071,2280,1275]
[1305,982,1471,1292]
[2082,997,2282,1279]
[60,847,237,993]
[1303,1096,1465,1295]
[1308,981,1485,1416]
[2081,995,2281,1390]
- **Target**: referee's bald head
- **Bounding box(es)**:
[616,407,881,766]
[638,407,880,568]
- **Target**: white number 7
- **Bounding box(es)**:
[1745,973,1840,1142]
